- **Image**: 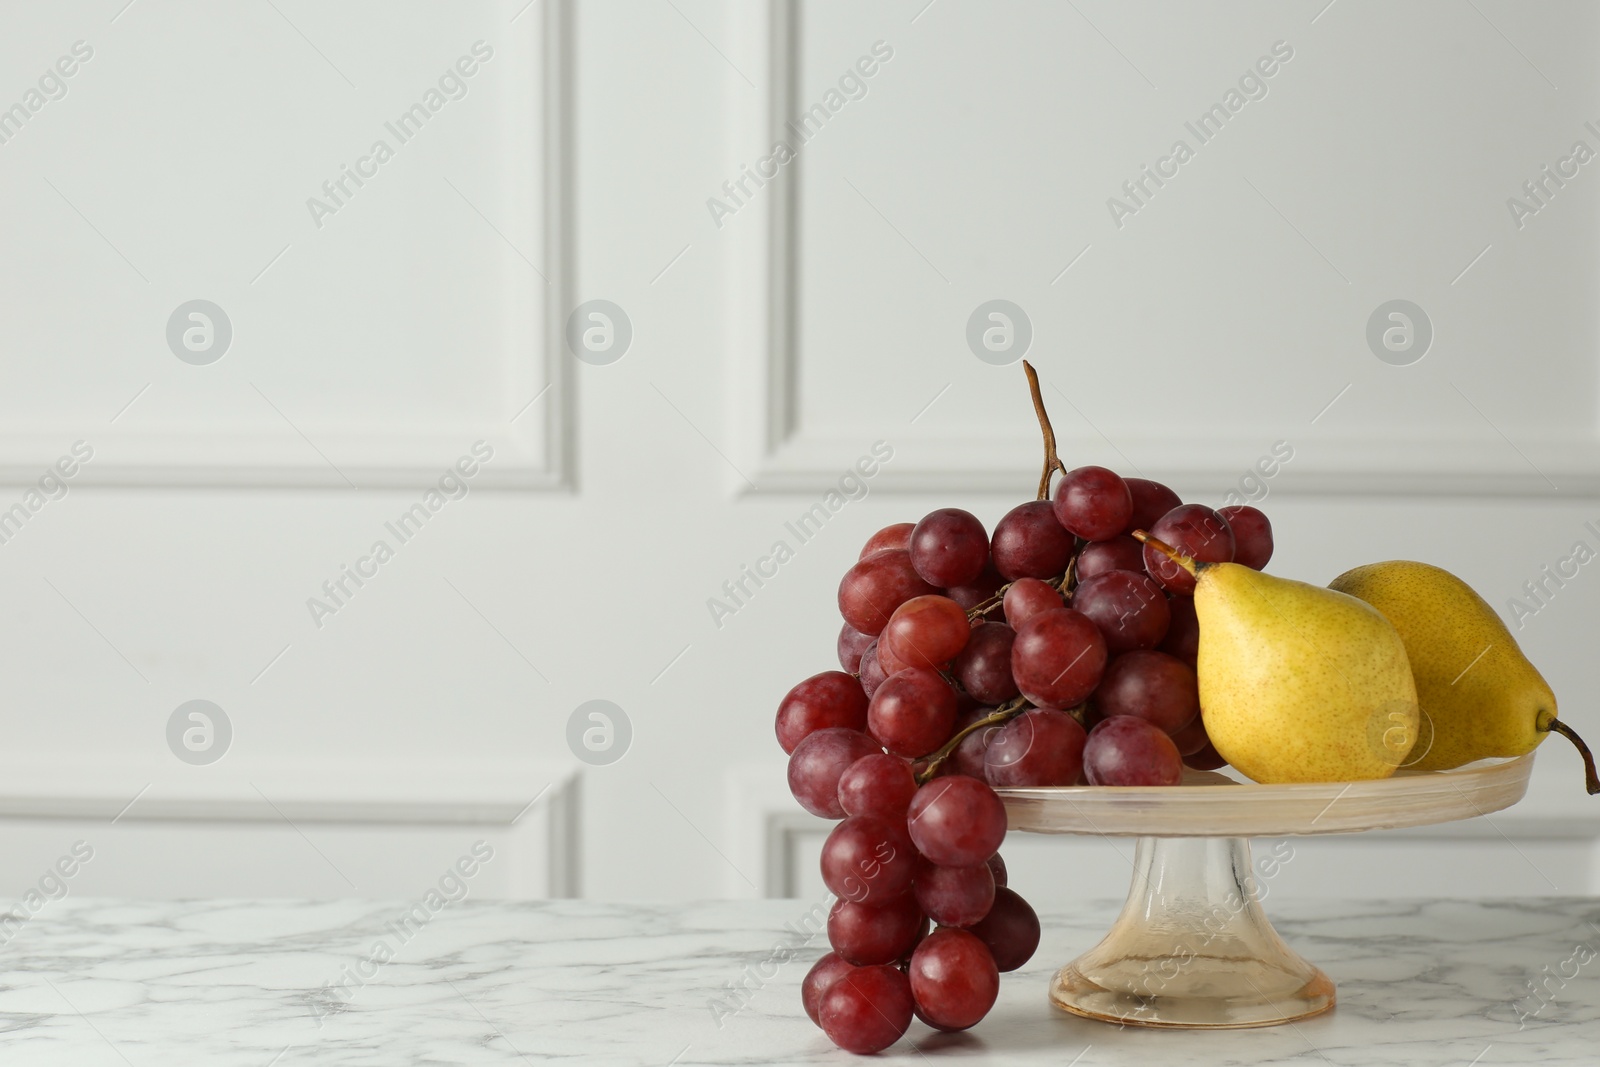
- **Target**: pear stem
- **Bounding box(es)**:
[1130,529,1199,577]
[1545,719,1600,795]
[1023,360,1066,501]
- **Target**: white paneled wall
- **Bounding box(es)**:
[0,0,1596,901]
[0,760,578,899]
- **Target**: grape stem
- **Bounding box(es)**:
[963,564,1075,623]
[916,697,1031,784]
[1023,360,1066,501]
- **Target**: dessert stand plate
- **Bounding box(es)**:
[995,753,1536,1029]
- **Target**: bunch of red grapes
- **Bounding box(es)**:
[776,464,1274,1053]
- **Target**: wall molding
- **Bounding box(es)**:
[0,0,573,492]
[747,426,1600,498]
[0,761,581,898]
[727,1,1600,499]
[726,765,828,899]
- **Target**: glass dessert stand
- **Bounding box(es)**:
[996,753,1536,1029]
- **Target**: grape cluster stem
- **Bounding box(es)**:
[915,697,1031,784]
[962,565,1075,624]
[1023,360,1066,502]
[913,362,1093,785]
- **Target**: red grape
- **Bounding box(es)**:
[908,913,933,955]
[821,816,917,905]
[1169,715,1212,758]
[946,707,998,779]
[1052,465,1132,541]
[906,776,1007,868]
[1159,595,1200,666]
[839,752,919,820]
[952,622,1019,705]
[837,623,875,674]
[1071,570,1170,654]
[908,928,999,1032]
[859,523,914,560]
[984,708,1087,787]
[828,894,924,966]
[990,501,1074,581]
[788,728,883,818]
[1184,740,1229,770]
[1124,478,1182,534]
[1002,577,1063,629]
[986,852,1008,888]
[1083,716,1183,786]
[910,508,989,587]
[1011,608,1107,710]
[819,963,913,1053]
[775,671,869,754]
[877,635,915,678]
[868,668,958,759]
[802,952,856,1026]
[946,560,1004,619]
[838,549,937,635]
[858,638,890,698]
[953,688,982,720]
[969,886,1039,972]
[1142,505,1234,595]
[1093,650,1199,734]
[1218,504,1273,571]
[883,595,970,670]
[914,862,995,928]
[1074,535,1146,580]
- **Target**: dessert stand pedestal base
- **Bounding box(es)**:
[1050,836,1332,1028]
[998,753,1535,1030]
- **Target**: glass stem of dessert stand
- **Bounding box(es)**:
[1051,835,1335,1029]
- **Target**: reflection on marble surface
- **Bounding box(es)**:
[0,897,1596,1064]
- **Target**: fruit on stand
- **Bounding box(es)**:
[1330,561,1599,791]
[1217,504,1274,570]
[1084,715,1183,785]
[1052,464,1132,540]
[984,708,1087,787]
[909,508,990,586]
[868,668,958,758]
[1141,504,1235,595]
[774,360,1584,1053]
[859,522,914,559]
[1002,577,1064,627]
[837,550,936,635]
[1138,532,1420,783]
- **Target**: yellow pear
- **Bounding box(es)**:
[1135,532,1419,784]
[1329,560,1597,792]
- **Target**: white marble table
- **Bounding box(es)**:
[0,897,1595,1065]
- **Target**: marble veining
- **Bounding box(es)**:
[0,897,1596,1064]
